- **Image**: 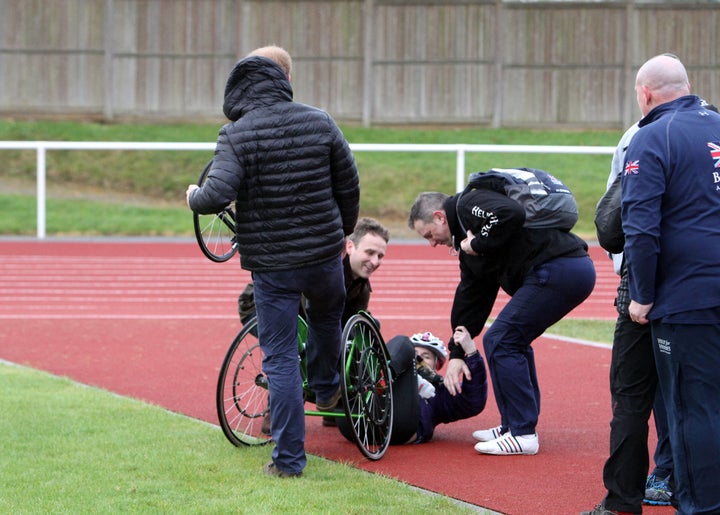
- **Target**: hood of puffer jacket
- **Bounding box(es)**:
[222,56,293,121]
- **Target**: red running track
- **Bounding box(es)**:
[0,240,673,515]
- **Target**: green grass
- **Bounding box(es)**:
[547,318,614,345]
[0,120,622,239]
[0,362,482,514]
[0,194,195,237]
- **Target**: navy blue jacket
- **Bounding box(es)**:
[189,56,360,272]
[622,95,720,321]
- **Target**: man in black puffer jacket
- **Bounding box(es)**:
[187,46,359,478]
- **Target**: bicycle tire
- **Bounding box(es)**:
[192,159,238,263]
[216,316,272,446]
[339,312,393,460]
[216,314,310,447]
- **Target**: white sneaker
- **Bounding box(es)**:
[474,432,539,455]
[472,425,505,442]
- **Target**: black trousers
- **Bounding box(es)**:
[602,313,657,513]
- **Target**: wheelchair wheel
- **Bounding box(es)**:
[339,312,393,460]
[193,159,238,263]
[216,316,271,446]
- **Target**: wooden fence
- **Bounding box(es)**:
[0,0,718,128]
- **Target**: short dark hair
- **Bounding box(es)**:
[350,217,390,244]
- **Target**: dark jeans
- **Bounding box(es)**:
[601,314,656,514]
[252,256,346,475]
[652,321,720,515]
[482,255,596,436]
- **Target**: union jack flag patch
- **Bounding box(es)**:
[624,160,639,175]
[707,142,720,168]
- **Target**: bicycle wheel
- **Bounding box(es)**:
[193,159,238,263]
[340,312,393,460]
[216,316,272,446]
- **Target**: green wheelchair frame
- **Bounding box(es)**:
[216,311,394,460]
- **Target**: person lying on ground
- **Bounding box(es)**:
[384,327,488,444]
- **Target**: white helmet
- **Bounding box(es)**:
[410,331,448,368]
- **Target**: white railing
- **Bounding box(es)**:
[0,141,616,239]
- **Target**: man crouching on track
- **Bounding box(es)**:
[408,190,595,455]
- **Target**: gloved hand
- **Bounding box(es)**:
[417,376,436,399]
[416,355,444,386]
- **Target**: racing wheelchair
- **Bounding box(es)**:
[192,160,395,460]
[216,311,394,460]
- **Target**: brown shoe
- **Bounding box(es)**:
[263,461,302,478]
[261,411,271,435]
[316,387,342,412]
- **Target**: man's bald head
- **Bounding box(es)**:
[635,54,691,116]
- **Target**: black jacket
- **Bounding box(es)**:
[189,56,360,272]
[342,254,372,324]
[445,190,588,358]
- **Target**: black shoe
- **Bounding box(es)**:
[579,505,625,515]
[322,415,338,427]
[263,461,302,478]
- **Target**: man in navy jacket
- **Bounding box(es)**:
[622,54,720,514]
